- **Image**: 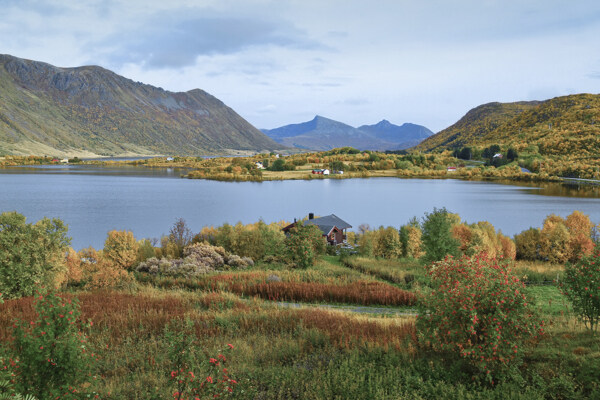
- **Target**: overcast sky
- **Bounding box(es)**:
[2,0,600,131]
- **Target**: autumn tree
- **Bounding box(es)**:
[399,218,423,259]
[374,227,402,259]
[103,230,140,270]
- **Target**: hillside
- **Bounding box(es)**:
[262,116,432,151]
[0,54,282,157]
[416,94,600,160]
[415,101,541,151]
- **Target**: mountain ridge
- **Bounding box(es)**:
[0,54,283,156]
[262,115,433,151]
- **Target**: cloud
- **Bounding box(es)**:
[101,11,324,69]
[588,72,600,80]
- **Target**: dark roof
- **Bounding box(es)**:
[305,214,352,230]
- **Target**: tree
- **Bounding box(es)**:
[514,228,541,260]
[269,159,286,171]
[284,223,326,269]
[169,218,194,256]
[459,147,472,160]
[421,208,460,262]
[506,148,518,161]
[0,212,70,299]
[399,218,423,258]
[103,230,140,270]
[374,227,401,259]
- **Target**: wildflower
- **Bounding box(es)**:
[227,343,234,349]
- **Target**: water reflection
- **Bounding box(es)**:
[1,165,190,178]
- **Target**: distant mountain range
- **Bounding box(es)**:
[262,116,433,151]
[415,93,600,158]
[0,54,282,157]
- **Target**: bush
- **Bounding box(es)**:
[562,249,600,333]
[9,290,98,399]
[417,255,544,380]
[0,212,70,299]
[137,243,253,278]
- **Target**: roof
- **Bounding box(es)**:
[305,214,352,230]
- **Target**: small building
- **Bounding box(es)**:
[493,153,503,159]
[166,157,174,162]
[60,158,69,164]
[322,169,330,175]
[255,162,265,169]
[283,213,352,245]
[447,166,456,172]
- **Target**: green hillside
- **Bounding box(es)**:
[0,54,283,157]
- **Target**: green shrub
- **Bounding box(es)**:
[562,248,600,333]
[417,255,544,381]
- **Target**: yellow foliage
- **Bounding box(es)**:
[103,230,139,270]
[404,226,423,259]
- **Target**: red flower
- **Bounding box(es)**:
[227,343,234,349]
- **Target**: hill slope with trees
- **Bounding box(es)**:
[416,94,600,160]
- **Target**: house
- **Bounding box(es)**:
[60,158,69,164]
[166,157,174,162]
[255,162,265,169]
[322,169,330,175]
[282,213,352,245]
[493,153,503,159]
[447,166,456,172]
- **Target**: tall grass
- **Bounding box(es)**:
[342,256,423,285]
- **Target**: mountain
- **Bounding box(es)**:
[415,94,600,158]
[358,120,433,149]
[0,54,282,157]
[262,116,432,151]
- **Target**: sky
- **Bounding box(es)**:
[1,0,600,132]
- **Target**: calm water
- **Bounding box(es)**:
[1,165,599,249]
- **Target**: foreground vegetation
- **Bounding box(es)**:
[1,210,600,399]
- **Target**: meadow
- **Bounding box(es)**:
[1,254,599,399]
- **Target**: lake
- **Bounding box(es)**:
[1,165,600,249]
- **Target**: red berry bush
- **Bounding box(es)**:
[417,255,544,379]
